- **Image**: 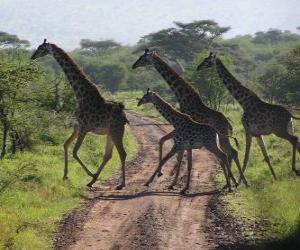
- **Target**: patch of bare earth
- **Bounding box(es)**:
[54,112,236,250]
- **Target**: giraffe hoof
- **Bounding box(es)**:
[115,184,125,190]
[144,183,150,187]
[63,176,68,180]
[157,172,163,177]
[180,189,187,195]
[168,185,174,190]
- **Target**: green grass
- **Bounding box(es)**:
[218,104,300,245]
[0,127,137,249]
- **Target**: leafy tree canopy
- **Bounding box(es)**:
[136,20,230,62]
[0,31,30,48]
[80,39,121,52]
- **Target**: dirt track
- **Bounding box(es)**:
[54,112,223,250]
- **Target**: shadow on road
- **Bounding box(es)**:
[90,189,220,201]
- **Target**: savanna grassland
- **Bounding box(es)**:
[1,19,300,249]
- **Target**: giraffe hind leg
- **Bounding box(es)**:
[274,129,300,176]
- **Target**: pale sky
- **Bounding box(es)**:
[0,0,299,50]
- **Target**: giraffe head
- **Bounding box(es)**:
[137,88,154,106]
[196,52,217,71]
[132,48,154,69]
[31,39,52,60]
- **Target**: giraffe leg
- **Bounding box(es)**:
[72,130,94,177]
[145,146,177,186]
[219,136,238,187]
[86,135,114,187]
[168,150,184,190]
[63,125,78,179]
[274,129,300,176]
[169,150,184,176]
[220,136,249,187]
[256,136,277,180]
[111,125,127,190]
[208,144,232,192]
[180,149,192,194]
[240,132,253,180]
[159,130,175,162]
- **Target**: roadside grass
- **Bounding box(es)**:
[0,126,137,249]
[218,104,300,246]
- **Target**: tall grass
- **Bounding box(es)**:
[0,127,137,249]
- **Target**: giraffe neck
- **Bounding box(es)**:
[215,58,260,109]
[151,93,189,128]
[50,44,105,102]
[151,54,204,111]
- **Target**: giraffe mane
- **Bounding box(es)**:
[152,53,201,96]
[51,44,104,99]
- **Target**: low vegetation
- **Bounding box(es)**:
[218,105,300,247]
[0,127,137,249]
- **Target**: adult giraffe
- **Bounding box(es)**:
[31,39,128,188]
[132,49,248,187]
[197,52,300,180]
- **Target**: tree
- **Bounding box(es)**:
[0,31,30,48]
[136,20,230,63]
[257,64,287,103]
[80,39,121,52]
[84,63,125,92]
[185,51,230,110]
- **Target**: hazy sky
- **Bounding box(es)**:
[0,0,299,49]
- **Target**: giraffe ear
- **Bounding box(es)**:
[145,48,149,53]
[209,51,213,56]
[43,38,47,44]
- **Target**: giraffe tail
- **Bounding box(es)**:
[229,136,240,150]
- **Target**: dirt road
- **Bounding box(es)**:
[55,112,222,250]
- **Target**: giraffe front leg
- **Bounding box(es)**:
[256,136,277,180]
[180,149,192,194]
[145,146,177,186]
[63,125,78,180]
[168,151,184,190]
[238,132,253,184]
[72,131,94,178]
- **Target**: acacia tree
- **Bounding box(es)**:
[0,31,30,48]
[80,39,121,53]
[136,20,230,64]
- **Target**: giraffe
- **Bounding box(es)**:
[197,52,300,180]
[31,39,128,189]
[137,89,233,193]
[132,49,248,187]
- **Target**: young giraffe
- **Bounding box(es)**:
[132,49,248,187]
[197,52,300,180]
[137,89,232,193]
[31,39,128,188]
